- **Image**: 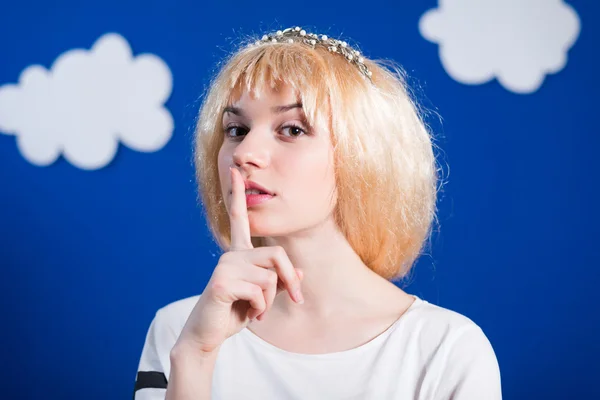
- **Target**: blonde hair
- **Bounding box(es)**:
[195,31,439,281]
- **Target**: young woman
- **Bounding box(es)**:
[133,27,502,400]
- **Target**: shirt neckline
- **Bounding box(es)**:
[238,295,424,360]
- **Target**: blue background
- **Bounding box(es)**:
[0,1,598,399]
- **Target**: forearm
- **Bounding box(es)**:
[166,344,220,400]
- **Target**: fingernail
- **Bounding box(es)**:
[295,289,304,304]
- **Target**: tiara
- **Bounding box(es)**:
[249,26,372,80]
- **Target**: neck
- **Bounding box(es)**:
[262,216,382,319]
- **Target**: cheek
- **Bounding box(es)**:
[287,148,336,205]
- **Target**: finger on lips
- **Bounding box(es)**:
[229,167,252,251]
[227,166,304,323]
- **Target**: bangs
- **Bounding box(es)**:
[223,43,333,131]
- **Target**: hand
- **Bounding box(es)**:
[174,167,304,356]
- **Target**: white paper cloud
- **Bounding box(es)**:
[0,33,173,169]
[419,0,580,94]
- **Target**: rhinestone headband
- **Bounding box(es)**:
[249,26,372,80]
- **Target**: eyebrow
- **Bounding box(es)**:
[223,102,303,117]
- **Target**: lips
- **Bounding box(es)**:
[245,192,274,207]
[244,180,274,196]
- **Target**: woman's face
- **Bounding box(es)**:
[218,84,337,237]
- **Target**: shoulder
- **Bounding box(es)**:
[400,297,502,399]
[135,294,202,382]
[405,297,497,359]
[152,294,201,337]
[406,297,486,341]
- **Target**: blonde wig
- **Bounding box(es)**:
[195,30,439,282]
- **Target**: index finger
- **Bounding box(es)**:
[229,167,253,251]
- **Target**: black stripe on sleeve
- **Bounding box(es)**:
[134,371,168,392]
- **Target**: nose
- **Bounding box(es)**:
[232,128,271,171]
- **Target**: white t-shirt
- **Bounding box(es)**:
[133,294,502,400]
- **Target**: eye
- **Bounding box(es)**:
[224,125,248,139]
[281,124,307,138]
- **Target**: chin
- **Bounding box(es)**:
[248,214,303,238]
[248,215,280,237]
